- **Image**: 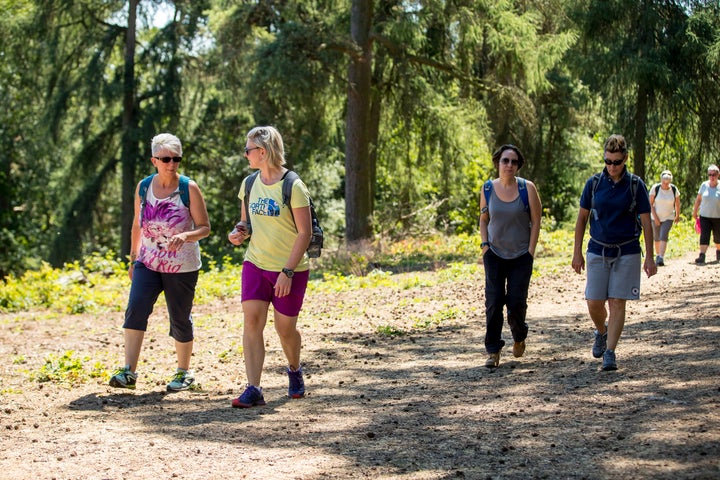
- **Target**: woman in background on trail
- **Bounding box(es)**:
[649,170,680,266]
[110,133,211,392]
[692,164,720,264]
[479,144,542,368]
[227,126,312,408]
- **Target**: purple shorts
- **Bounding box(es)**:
[241,261,309,316]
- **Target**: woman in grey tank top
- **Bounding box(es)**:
[479,144,542,368]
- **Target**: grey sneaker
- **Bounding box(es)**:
[655,255,664,266]
[109,367,137,389]
[167,369,195,392]
[485,352,500,368]
[602,349,618,371]
[592,330,607,358]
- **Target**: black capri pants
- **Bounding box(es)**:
[123,262,198,342]
[699,216,720,246]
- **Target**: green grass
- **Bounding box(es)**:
[0,219,700,315]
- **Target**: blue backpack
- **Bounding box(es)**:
[482,178,530,216]
[138,174,190,226]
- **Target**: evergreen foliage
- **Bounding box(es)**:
[0,0,719,277]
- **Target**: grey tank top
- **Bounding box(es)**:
[487,189,531,259]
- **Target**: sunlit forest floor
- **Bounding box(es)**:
[1,250,718,479]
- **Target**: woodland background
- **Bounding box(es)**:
[1,0,720,279]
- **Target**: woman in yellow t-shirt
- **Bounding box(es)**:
[228,126,312,408]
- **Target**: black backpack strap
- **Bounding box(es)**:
[282,170,300,210]
[590,173,601,219]
[243,171,260,232]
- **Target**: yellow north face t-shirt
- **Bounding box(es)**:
[238,173,311,272]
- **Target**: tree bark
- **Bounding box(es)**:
[634,80,648,181]
[120,0,139,258]
[344,0,374,242]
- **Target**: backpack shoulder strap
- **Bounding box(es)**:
[138,174,156,227]
[629,174,640,213]
[243,171,261,226]
[652,183,660,197]
[483,179,493,204]
[590,173,602,212]
[517,177,529,213]
[671,184,678,197]
[282,170,300,207]
[178,175,190,208]
[139,174,155,203]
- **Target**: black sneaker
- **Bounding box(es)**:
[655,255,664,266]
[695,253,706,264]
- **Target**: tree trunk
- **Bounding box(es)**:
[634,80,648,181]
[344,0,374,242]
[120,0,139,258]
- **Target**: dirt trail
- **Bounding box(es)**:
[0,251,718,479]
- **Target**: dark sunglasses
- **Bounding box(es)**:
[500,157,520,166]
[155,156,182,163]
[604,158,624,166]
[244,147,261,155]
[709,172,719,177]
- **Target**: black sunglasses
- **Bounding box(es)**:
[604,158,624,166]
[155,156,182,163]
[244,147,261,155]
[500,157,520,166]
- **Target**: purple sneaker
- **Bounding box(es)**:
[232,385,266,408]
[287,366,305,398]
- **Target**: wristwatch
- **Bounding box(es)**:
[281,267,295,278]
[481,242,489,248]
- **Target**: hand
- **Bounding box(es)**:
[167,233,187,252]
[228,225,250,245]
[274,271,292,298]
[571,253,585,274]
[644,257,657,278]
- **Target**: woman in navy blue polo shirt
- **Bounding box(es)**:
[571,134,657,371]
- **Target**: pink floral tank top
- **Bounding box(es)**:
[137,184,201,273]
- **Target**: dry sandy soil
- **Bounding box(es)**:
[0,251,718,480]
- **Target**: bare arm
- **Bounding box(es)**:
[479,183,490,258]
[526,180,542,257]
[572,207,590,274]
[650,191,661,226]
[640,212,657,278]
[693,193,702,219]
[274,205,312,298]
[167,181,211,252]
[129,183,142,279]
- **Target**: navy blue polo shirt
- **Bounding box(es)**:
[579,168,651,256]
